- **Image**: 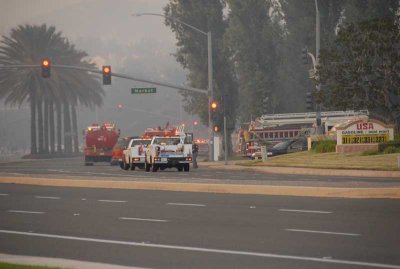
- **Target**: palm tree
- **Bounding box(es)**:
[0,24,104,156]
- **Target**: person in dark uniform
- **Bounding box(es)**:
[192,143,199,168]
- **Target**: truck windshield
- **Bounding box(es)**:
[131,139,151,146]
[154,137,181,145]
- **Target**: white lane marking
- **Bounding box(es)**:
[280,209,332,214]
[8,210,44,214]
[120,217,169,223]
[0,194,9,196]
[98,200,127,203]
[167,203,206,207]
[35,196,60,200]
[0,230,398,269]
[285,229,360,237]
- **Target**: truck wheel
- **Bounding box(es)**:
[177,165,183,172]
[183,164,190,172]
[152,164,158,172]
[85,162,93,166]
[119,162,124,169]
[123,159,130,170]
[145,162,151,172]
[130,160,135,171]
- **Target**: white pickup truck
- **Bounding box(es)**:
[121,138,151,170]
[145,135,193,172]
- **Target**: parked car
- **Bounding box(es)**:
[110,136,135,165]
[269,138,308,157]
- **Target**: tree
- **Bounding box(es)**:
[225,0,281,121]
[317,17,400,131]
[0,24,104,155]
[164,0,238,155]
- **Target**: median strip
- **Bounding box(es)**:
[1,176,400,199]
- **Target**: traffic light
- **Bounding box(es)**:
[302,47,308,64]
[41,59,51,78]
[102,65,111,85]
[210,101,218,111]
[213,124,220,133]
[306,91,314,111]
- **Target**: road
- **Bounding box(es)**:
[0,157,400,268]
[0,157,399,187]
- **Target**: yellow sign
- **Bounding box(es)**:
[342,134,389,144]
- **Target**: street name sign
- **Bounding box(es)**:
[131,87,157,94]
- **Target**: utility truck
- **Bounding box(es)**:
[121,137,151,170]
[145,126,193,172]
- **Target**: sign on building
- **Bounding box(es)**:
[336,119,394,154]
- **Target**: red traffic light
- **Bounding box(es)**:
[213,125,219,133]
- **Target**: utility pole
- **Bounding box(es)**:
[315,0,322,134]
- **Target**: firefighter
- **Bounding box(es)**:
[192,143,199,168]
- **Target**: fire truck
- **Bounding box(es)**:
[84,123,120,165]
[237,110,369,158]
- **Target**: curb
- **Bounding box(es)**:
[0,253,147,269]
[1,177,400,199]
[199,162,400,178]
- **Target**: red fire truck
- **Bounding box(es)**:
[84,123,120,165]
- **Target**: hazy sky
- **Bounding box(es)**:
[0,0,176,56]
[0,0,204,147]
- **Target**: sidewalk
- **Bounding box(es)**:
[198,160,400,178]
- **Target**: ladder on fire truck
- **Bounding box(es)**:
[258,110,369,127]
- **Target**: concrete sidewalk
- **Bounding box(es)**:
[199,161,400,178]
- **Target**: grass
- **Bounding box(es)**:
[0,263,62,269]
[237,151,400,171]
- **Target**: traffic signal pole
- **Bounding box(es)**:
[208,31,214,162]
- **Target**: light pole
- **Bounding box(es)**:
[315,0,322,134]
[132,13,214,161]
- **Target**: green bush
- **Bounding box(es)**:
[312,140,336,153]
[378,141,400,152]
[383,146,397,154]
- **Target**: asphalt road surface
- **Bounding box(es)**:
[0,157,400,268]
[0,157,399,187]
